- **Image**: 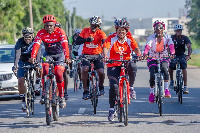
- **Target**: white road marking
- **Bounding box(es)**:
[78,108,86,113]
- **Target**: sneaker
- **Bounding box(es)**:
[149,93,155,103]
[169,80,174,90]
[165,89,171,98]
[39,95,45,104]
[99,86,105,96]
[69,70,73,78]
[108,109,116,121]
[130,87,136,99]
[82,91,90,100]
[35,83,41,96]
[59,97,66,108]
[21,101,26,112]
[64,93,69,100]
[183,86,189,94]
[79,82,83,90]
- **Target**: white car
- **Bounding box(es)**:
[0,45,18,95]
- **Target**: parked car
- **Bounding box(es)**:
[0,45,18,95]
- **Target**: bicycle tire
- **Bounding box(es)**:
[30,69,36,115]
[45,77,52,125]
[25,79,30,117]
[178,71,183,104]
[123,80,128,126]
[157,78,162,116]
[73,69,78,93]
[52,78,59,121]
[92,76,97,114]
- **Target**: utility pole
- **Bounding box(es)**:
[29,0,33,30]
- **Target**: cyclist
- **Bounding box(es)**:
[29,15,70,108]
[169,24,192,94]
[103,19,141,121]
[68,29,83,89]
[143,20,175,103]
[75,16,107,100]
[13,27,41,111]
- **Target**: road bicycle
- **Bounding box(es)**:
[80,54,102,114]
[43,58,62,125]
[21,63,39,117]
[72,56,80,92]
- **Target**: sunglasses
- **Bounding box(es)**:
[91,24,98,28]
[24,36,32,39]
[155,27,164,30]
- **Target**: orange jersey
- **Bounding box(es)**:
[79,27,107,55]
[103,34,138,67]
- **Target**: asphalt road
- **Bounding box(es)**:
[0,61,200,133]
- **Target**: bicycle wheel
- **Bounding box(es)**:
[123,80,128,126]
[92,76,97,114]
[25,79,31,117]
[73,69,78,93]
[30,69,36,115]
[44,77,52,125]
[52,78,59,121]
[178,71,183,104]
[157,78,162,116]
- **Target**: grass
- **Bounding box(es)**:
[188,54,200,67]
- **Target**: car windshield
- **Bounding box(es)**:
[0,48,15,63]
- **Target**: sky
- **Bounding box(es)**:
[64,0,187,21]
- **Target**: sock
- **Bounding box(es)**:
[130,86,134,91]
[109,108,114,111]
[164,82,168,90]
[150,87,154,94]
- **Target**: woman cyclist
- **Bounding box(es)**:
[103,19,141,121]
[143,20,175,103]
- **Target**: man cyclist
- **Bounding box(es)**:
[13,27,41,111]
[103,19,141,121]
[75,16,107,100]
[143,20,175,103]
[68,29,83,89]
[169,24,192,94]
[29,15,70,108]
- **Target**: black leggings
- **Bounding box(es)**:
[148,60,169,86]
[107,61,137,108]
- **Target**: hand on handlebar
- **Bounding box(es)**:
[185,55,191,61]
[65,58,71,64]
[29,58,36,64]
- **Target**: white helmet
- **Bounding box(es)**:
[89,16,102,25]
[174,24,183,31]
[74,29,81,34]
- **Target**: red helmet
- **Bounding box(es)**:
[43,15,56,23]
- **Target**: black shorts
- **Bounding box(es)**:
[169,55,187,70]
[82,58,104,69]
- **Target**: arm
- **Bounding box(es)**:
[60,29,69,59]
[168,36,175,54]
[14,39,22,67]
[187,43,192,56]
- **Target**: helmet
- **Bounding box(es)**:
[74,29,82,34]
[115,19,129,30]
[89,16,102,25]
[174,24,183,30]
[43,15,56,23]
[114,18,121,27]
[153,20,165,29]
[55,22,61,28]
[22,27,34,34]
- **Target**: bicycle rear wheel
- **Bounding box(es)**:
[123,80,128,126]
[52,78,59,121]
[45,77,52,125]
[157,78,162,116]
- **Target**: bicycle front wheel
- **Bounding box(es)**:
[52,78,59,121]
[73,69,78,93]
[157,78,162,116]
[178,71,183,104]
[25,80,31,117]
[30,69,36,115]
[44,77,52,125]
[123,80,128,126]
[92,76,97,114]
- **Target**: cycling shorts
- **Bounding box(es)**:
[169,55,187,70]
[17,60,31,78]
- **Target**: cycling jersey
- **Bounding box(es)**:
[143,33,175,58]
[103,34,138,67]
[171,35,191,55]
[79,27,107,55]
[31,27,69,59]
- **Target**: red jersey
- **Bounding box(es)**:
[31,27,69,58]
[103,34,138,67]
[79,27,107,55]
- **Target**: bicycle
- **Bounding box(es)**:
[148,56,170,116]
[107,55,138,126]
[80,54,102,114]
[20,63,39,117]
[43,58,62,125]
[72,56,80,93]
